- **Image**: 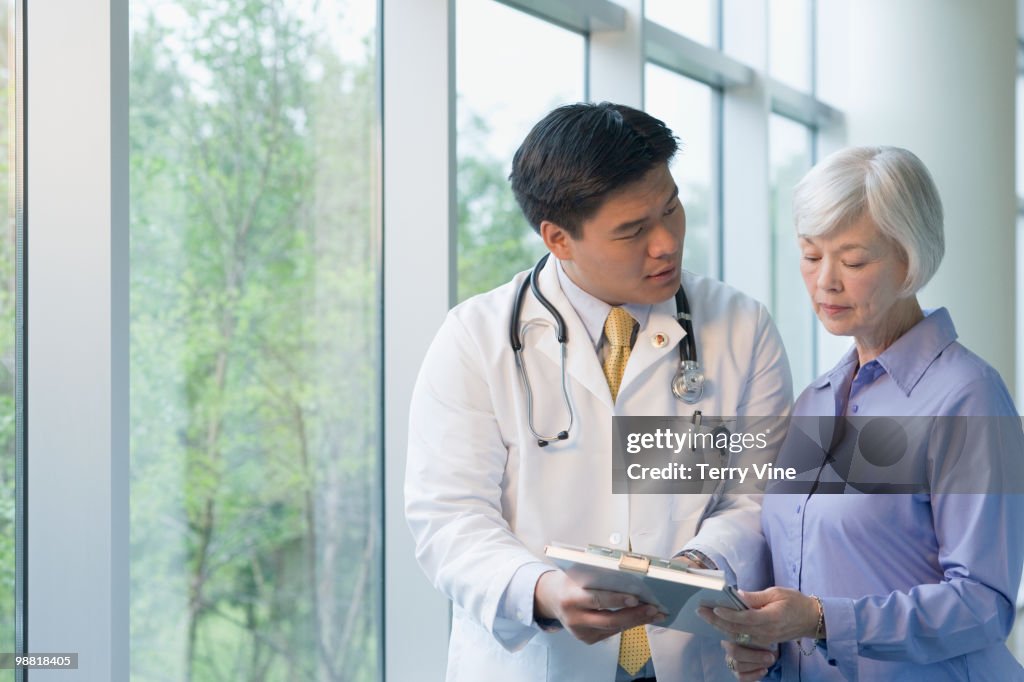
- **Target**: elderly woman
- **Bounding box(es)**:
[700,146,1024,681]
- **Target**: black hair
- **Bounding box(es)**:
[509,102,678,238]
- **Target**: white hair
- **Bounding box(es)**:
[792,146,944,296]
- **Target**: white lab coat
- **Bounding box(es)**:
[406,260,792,681]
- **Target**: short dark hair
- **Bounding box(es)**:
[509,102,678,238]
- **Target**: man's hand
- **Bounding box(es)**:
[697,587,822,648]
[534,571,666,644]
[721,641,777,682]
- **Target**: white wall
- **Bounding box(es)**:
[842,0,1017,387]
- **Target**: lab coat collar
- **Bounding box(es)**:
[618,294,685,403]
[518,256,683,408]
[517,258,611,408]
[555,260,652,351]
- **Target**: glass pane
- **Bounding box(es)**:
[769,114,814,388]
[769,0,811,92]
[1017,75,1024,198]
[644,63,717,277]
[1017,73,1024,410]
[456,0,585,301]
[1016,214,1024,662]
[129,1,381,680]
[646,0,716,47]
[0,2,16,676]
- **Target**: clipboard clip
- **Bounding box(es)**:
[618,552,651,574]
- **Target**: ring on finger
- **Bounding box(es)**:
[735,632,752,646]
[726,657,736,671]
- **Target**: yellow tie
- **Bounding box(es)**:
[604,308,650,676]
[603,306,635,402]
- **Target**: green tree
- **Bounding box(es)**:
[455,111,715,300]
[130,1,379,680]
[456,110,545,301]
[0,2,15,665]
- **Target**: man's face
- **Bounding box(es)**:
[542,164,684,306]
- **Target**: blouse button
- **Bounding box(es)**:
[609,532,622,545]
[851,404,859,413]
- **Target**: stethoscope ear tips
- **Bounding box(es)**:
[537,431,568,447]
[537,431,569,447]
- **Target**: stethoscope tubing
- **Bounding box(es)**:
[510,254,701,445]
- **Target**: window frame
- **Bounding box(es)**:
[26,0,130,679]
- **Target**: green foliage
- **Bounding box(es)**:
[454,113,717,299]
[456,111,546,301]
[131,1,378,679]
[0,1,16,662]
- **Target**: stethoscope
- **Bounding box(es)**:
[509,253,706,446]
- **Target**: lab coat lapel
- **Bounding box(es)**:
[618,297,684,398]
[518,258,614,409]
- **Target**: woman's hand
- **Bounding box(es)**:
[698,587,823,648]
[721,641,778,681]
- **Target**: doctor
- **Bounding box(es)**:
[406,102,792,681]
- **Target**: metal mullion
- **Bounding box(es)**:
[495,0,624,35]
[767,77,841,130]
[712,85,724,281]
[644,19,752,89]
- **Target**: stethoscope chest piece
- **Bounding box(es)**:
[511,254,709,443]
[672,360,705,404]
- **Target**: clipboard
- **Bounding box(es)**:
[544,542,750,640]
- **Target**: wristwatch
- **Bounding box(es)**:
[677,548,718,570]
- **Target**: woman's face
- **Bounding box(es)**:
[798,212,910,341]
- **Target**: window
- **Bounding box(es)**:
[1016,68,1024,403]
[1012,62,1024,664]
[456,0,585,301]
[645,64,718,277]
[769,0,812,92]
[129,1,381,679]
[645,0,716,47]
[769,113,814,388]
[0,1,20,677]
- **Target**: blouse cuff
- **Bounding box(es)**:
[819,596,858,681]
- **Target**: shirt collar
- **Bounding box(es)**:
[810,346,858,389]
[555,258,652,350]
[810,307,958,396]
